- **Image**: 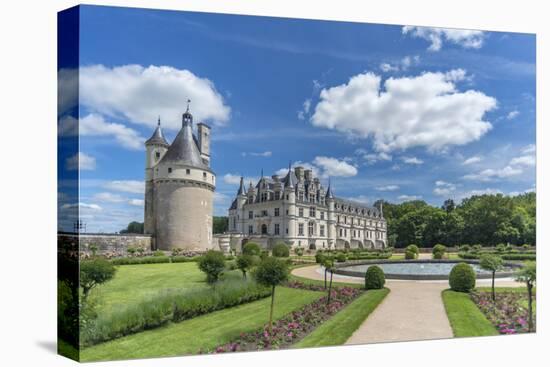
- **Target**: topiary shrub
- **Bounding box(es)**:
[432,244,446,259]
[197,250,226,284]
[294,247,304,257]
[315,253,326,264]
[364,265,385,290]
[449,262,476,292]
[242,242,261,256]
[272,243,290,258]
[336,253,347,262]
[459,244,471,253]
[153,250,165,257]
[405,244,419,259]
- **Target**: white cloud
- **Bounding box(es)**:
[311,70,496,153]
[58,115,78,136]
[402,26,485,51]
[94,192,144,207]
[242,151,272,157]
[375,184,400,191]
[398,195,422,202]
[355,149,392,165]
[58,68,78,116]
[380,63,399,73]
[521,144,536,154]
[462,156,482,165]
[275,157,356,180]
[510,155,535,167]
[93,192,125,203]
[464,146,535,181]
[433,180,457,196]
[401,156,424,165]
[223,173,259,186]
[459,188,503,199]
[66,152,96,171]
[345,195,370,204]
[507,110,520,120]
[61,202,102,211]
[128,199,144,207]
[379,56,420,73]
[80,64,230,129]
[214,192,231,205]
[312,156,358,177]
[463,166,523,181]
[79,114,145,150]
[103,180,144,194]
[298,99,312,120]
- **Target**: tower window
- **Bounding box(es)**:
[203,172,207,179]
[168,167,172,173]
[186,169,190,174]
[299,208,304,217]
[155,151,160,159]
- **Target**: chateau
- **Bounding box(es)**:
[226,166,387,251]
[144,104,216,251]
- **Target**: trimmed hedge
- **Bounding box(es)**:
[364,265,385,290]
[81,278,270,346]
[449,263,476,292]
[110,256,171,265]
[458,252,536,261]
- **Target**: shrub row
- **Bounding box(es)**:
[81,278,270,346]
[458,252,536,261]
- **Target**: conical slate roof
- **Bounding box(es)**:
[145,119,169,146]
[159,122,208,169]
[284,163,296,188]
[326,179,335,199]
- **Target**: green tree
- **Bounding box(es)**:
[120,221,144,234]
[236,254,255,279]
[242,242,261,256]
[213,216,229,234]
[88,244,99,257]
[197,250,226,284]
[515,262,536,332]
[80,259,117,301]
[442,198,456,213]
[253,257,289,334]
[479,254,503,301]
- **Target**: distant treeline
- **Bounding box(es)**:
[375,192,535,248]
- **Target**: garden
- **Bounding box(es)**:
[65,242,390,361]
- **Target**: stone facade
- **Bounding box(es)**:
[226,166,387,252]
[60,233,153,255]
[144,106,216,251]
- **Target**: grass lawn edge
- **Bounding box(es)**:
[441,289,498,338]
[295,288,390,348]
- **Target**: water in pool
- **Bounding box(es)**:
[343,262,505,276]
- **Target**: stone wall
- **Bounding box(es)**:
[59,233,153,255]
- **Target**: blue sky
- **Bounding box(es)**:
[58,5,536,233]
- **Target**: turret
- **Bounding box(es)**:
[144,117,169,235]
[326,178,336,249]
[236,177,247,209]
[145,117,169,171]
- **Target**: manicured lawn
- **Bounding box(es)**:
[442,290,498,337]
[93,262,240,312]
[81,286,323,361]
[295,288,389,348]
[289,267,363,289]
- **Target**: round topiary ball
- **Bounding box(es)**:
[272,243,290,258]
[449,262,476,292]
[405,250,416,260]
[365,265,385,289]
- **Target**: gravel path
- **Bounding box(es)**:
[292,264,521,345]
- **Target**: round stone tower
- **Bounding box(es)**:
[147,104,216,251]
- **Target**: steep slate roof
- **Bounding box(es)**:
[145,120,169,146]
[159,122,208,169]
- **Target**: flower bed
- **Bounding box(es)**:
[204,282,362,353]
[470,291,536,334]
